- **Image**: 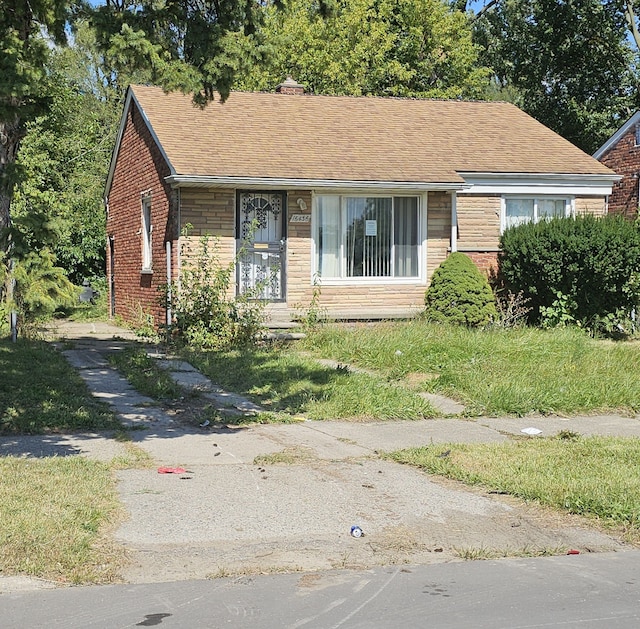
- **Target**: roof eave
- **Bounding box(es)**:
[457,171,622,183]
[165,175,469,191]
[457,171,620,196]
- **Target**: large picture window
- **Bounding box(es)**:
[504,197,569,230]
[316,195,420,279]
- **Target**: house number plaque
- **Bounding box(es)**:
[290,214,311,223]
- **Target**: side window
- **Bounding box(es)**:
[142,195,152,271]
[503,197,570,232]
[635,125,640,147]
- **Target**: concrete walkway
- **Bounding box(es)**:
[7,320,637,588]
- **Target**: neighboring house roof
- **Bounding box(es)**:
[593,111,640,160]
[106,84,616,195]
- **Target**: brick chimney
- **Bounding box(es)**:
[275,76,305,95]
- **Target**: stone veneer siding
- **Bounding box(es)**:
[455,194,501,274]
[177,189,452,316]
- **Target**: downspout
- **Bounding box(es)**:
[450,192,458,253]
[165,240,172,328]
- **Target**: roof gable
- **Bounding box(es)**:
[107,85,616,195]
[593,111,640,160]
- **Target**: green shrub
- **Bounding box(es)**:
[498,215,640,332]
[424,252,497,327]
[1,249,76,338]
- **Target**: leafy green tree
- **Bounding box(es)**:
[12,64,120,284]
[88,0,272,103]
[473,0,640,153]
[1,1,280,332]
[236,0,490,99]
[0,0,72,252]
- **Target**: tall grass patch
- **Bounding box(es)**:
[388,435,640,536]
[108,347,183,400]
[0,456,124,583]
[0,339,121,434]
[302,322,640,415]
[187,346,436,420]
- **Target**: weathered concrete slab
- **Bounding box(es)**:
[479,414,640,438]
[300,418,507,452]
[0,433,127,461]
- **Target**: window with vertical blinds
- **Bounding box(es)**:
[316,195,420,279]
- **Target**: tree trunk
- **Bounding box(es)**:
[0,113,25,254]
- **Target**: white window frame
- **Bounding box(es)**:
[500,196,574,233]
[311,192,426,285]
[141,194,153,272]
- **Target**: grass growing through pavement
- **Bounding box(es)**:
[0,456,125,584]
[387,434,640,540]
[301,321,640,416]
[108,346,184,401]
[186,345,436,420]
[0,339,121,434]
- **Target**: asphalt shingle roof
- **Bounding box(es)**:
[130,84,614,184]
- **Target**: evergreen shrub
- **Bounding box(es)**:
[497,215,640,331]
[424,252,497,327]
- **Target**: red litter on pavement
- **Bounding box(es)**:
[567,549,581,555]
[157,467,187,474]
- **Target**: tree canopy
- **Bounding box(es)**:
[474,0,640,153]
[235,0,490,99]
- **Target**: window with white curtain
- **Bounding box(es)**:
[316,195,419,279]
[503,197,569,231]
[141,196,152,270]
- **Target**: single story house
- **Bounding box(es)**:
[593,112,640,219]
[105,80,619,327]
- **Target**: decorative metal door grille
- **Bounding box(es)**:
[237,192,286,300]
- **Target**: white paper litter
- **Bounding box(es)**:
[521,427,543,435]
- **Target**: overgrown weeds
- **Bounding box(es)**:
[108,346,183,401]
[160,230,267,350]
[186,345,436,420]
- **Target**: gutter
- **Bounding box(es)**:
[164,175,469,192]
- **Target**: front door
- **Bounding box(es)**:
[237,191,286,301]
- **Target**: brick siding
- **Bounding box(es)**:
[598,128,640,219]
[106,102,176,326]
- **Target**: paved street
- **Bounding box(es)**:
[1,551,639,628]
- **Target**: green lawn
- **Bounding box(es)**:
[186,346,436,420]
[0,456,125,584]
[300,322,640,416]
[0,339,121,434]
[387,434,640,542]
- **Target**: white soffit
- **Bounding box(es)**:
[457,172,620,197]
